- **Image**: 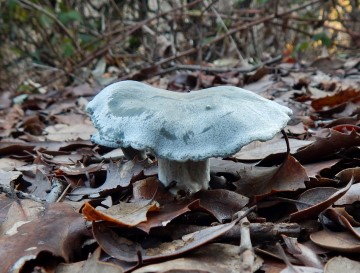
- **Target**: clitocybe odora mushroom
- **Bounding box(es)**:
[87,80,292,195]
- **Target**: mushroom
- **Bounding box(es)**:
[87,80,292,195]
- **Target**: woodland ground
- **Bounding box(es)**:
[1,1,360,273]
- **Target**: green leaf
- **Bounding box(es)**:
[294,41,309,53]
[6,0,18,11]
[39,14,54,28]
[79,33,96,44]
[312,33,332,47]
[61,39,75,57]
[58,10,82,25]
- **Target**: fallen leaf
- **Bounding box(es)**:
[132,243,261,273]
[0,158,27,171]
[45,124,96,141]
[0,170,22,186]
[0,203,89,272]
[55,247,124,273]
[59,163,104,176]
[233,138,312,160]
[335,167,360,185]
[70,160,144,196]
[310,57,344,75]
[23,169,51,200]
[193,189,249,222]
[294,129,360,164]
[234,155,308,198]
[136,199,200,233]
[311,88,359,111]
[280,265,323,273]
[325,256,360,273]
[290,179,353,221]
[311,228,360,253]
[93,219,239,263]
[82,200,160,227]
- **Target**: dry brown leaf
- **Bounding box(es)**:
[234,155,308,198]
[136,199,200,233]
[311,88,359,111]
[233,138,312,160]
[132,243,261,273]
[294,129,360,164]
[325,256,360,273]
[290,179,353,221]
[193,189,249,222]
[310,229,360,253]
[55,247,124,273]
[0,203,89,272]
[45,124,96,141]
[82,200,160,227]
[93,220,239,263]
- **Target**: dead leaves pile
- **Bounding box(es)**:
[1,57,360,272]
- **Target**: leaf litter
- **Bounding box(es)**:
[1,56,360,272]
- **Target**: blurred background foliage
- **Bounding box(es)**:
[0,0,359,92]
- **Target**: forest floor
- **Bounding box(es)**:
[1,54,360,273]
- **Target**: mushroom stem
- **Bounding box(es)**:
[121,147,147,161]
[158,158,210,194]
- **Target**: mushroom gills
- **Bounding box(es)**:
[158,158,210,194]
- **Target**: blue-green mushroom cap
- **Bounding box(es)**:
[87,80,292,161]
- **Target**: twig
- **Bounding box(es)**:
[29,0,206,91]
[46,177,66,203]
[238,211,255,273]
[0,184,43,203]
[155,54,282,75]
[19,0,82,54]
[155,0,322,67]
[207,0,244,64]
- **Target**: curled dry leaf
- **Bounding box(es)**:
[233,138,312,160]
[132,177,174,204]
[136,199,201,233]
[325,256,360,273]
[311,228,360,253]
[93,220,238,263]
[234,154,308,198]
[335,182,360,205]
[335,167,360,185]
[311,88,360,111]
[193,189,249,222]
[325,208,360,239]
[294,129,360,164]
[82,200,160,227]
[290,179,353,221]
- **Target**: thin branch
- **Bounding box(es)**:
[207,0,245,63]
[155,0,322,67]
[19,0,82,54]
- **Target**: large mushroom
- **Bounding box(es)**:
[87,80,292,195]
